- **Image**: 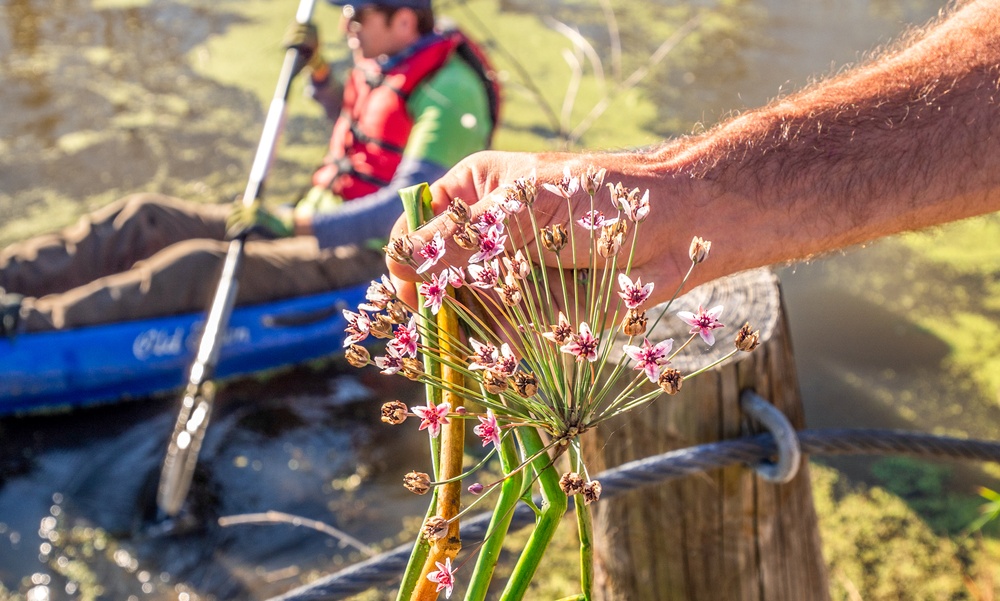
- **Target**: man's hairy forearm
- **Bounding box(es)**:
[635,0,1000,284]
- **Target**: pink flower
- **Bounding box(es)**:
[468,337,498,370]
[473,206,506,236]
[560,322,600,362]
[343,309,372,346]
[416,232,446,274]
[542,166,580,199]
[359,275,395,311]
[388,315,419,358]
[469,228,508,263]
[542,311,573,344]
[374,348,405,375]
[677,305,725,346]
[613,188,650,222]
[444,266,465,289]
[418,271,448,315]
[577,210,617,231]
[503,250,530,280]
[427,557,457,598]
[622,338,674,383]
[412,398,451,438]
[617,273,654,309]
[468,259,501,289]
[494,343,518,376]
[474,408,502,448]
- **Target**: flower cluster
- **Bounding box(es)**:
[343,167,761,599]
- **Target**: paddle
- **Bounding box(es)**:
[157,0,320,518]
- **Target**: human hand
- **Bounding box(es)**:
[283,21,325,73]
[226,199,294,240]
[385,150,693,315]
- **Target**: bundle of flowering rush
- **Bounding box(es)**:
[343,170,760,600]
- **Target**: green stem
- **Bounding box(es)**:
[571,447,594,601]
[464,433,524,601]
[396,183,439,601]
[499,428,569,601]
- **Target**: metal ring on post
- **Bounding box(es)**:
[739,390,802,483]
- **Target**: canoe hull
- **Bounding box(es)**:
[0,285,367,414]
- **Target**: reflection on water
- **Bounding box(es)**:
[0,0,957,599]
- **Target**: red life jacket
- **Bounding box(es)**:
[312,31,500,200]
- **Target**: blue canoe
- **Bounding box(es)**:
[0,284,367,415]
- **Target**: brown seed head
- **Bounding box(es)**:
[346,344,371,368]
[446,197,471,224]
[385,235,414,264]
[403,471,431,495]
[597,227,624,258]
[658,368,683,395]
[512,371,539,397]
[380,400,408,424]
[422,515,449,541]
[583,480,602,505]
[689,236,712,264]
[559,472,586,496]
[386,300,409,324]
[483,369,509,394]
[401,357,424,381]
[540,224,568,253]
[369,314,394,339]
[453,223,480,250]
[622,308,648,337]
[735,322,760,352]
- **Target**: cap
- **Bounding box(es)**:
[328,0,431,9]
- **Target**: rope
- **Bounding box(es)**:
[268,427,1000,600]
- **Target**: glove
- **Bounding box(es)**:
[283,22,326,73]
[227,199,294,239]
[295,185,344,217]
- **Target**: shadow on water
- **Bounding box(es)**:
[0,359,432,600]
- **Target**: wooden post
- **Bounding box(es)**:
[584,269,829,601]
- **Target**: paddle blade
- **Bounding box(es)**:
[157,382,216,517]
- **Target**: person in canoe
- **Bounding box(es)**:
[0,0,499,337]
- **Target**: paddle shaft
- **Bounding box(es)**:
[157,0,320,518]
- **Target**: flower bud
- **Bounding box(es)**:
[622,308,648,337]
[583,480,602,505]
[657,368,683,395]
[581,165,607,196]
[559,472,585,496]
[422,515,449,541]
[401,357,424,381]
[735,322,760,352]
[446,197,471,224]
[369,314,394,339]
[689,236,711,264]
[403,471,431,495]
[468,482,484,495]
[540,224,568,253]
[512,371,539,397]
[346,344,371,368]
[512,173,538,205]
[380,400,408,424]
[385,235,414,264]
